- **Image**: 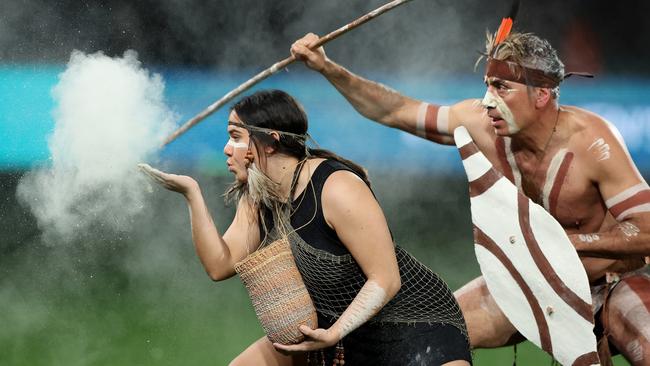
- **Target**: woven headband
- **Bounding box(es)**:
[228,121,308,142]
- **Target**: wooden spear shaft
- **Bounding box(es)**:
[162,0,414,146]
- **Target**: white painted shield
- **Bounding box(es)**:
[454,126,599,366]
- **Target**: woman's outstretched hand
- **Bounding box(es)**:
[272,325,339,355]
[138,163,199,196]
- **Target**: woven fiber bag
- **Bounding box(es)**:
[234,237,318,344]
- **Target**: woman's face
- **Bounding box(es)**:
[223,111,253,183]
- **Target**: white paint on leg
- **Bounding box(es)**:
[626,339,644,362]
[610,282,650,340]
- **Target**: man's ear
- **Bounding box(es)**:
[535,87,552,108]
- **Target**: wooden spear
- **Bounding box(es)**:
[162,0,414,146]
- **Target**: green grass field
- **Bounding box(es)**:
[0,273,631,365]
[0,172,632,365]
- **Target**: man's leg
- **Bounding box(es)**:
[604,272,650,365]
[454,276,521,348]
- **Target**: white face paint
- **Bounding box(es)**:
[587,138,611,162]
[227,139,248,149]
[482,90,520,133]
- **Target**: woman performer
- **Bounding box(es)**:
[140,89,471,365]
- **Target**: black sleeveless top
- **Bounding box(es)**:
[258,159,468,341]
[260,159,352,256]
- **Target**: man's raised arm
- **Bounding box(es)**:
[291,33,457,145]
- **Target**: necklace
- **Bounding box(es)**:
[539,107,561,157]
[510,107,561,203]
[530,107,562,202]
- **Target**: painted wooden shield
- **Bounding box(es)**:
[454,126,600,366]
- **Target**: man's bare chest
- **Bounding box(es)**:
[482,136,606,232]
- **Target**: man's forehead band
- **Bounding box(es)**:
[485,58,593,89]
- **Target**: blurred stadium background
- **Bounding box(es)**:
[2,0,648,364]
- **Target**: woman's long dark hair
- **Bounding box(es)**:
[231,89,370,187]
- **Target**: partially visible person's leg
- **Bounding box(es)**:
[442,361,471,366]
[229,336,307,366]
[454,276,520,348]
[605,272,650,366]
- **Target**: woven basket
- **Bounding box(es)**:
[234,237,318,344]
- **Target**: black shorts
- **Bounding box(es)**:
[314,315,472,365]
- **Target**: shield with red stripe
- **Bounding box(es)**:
[454,126,600,366]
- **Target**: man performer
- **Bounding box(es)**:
[291,28,650,364]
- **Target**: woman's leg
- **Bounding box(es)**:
[229,336,307,366]
[442,360,472,366]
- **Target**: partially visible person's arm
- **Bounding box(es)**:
[569,123,650,259]
[274,170,401,353]
[291,33,471,145]
[139,164,260,280]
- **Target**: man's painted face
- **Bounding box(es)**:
[482,77,520,135]
[223,111,252,183]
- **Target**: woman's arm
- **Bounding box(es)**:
[139,164,260,281]
[274,169,401,353]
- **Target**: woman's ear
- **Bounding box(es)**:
[265,131,281,154]
[245,149,255,166]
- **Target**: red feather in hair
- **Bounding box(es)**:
[494,18,513,46]
[490,0,519,55]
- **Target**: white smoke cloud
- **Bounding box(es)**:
[17,50,177,241]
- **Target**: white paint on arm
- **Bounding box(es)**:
[617,221,641,239]
[578,233,600,243]
[587,137,611,161]
[334,280,387,339]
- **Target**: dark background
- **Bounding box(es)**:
[2,0,649,76]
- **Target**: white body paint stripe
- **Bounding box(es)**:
[504,137,522,189]
[542,149,568,211]
[615,282,650,340]
[416,102,428,138]
[437,106,450,135]
[606,182,650,208]
[462,152,492,182]
[616,203,650,221]
[227,140,248,149]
